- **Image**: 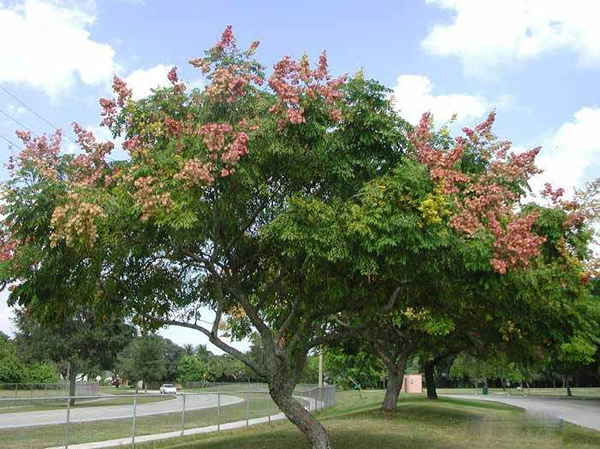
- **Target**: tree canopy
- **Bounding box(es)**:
[0,26,598,449]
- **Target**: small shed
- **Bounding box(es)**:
[402,374,423,393]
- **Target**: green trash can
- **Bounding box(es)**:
[482,387,489,396]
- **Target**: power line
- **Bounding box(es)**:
[0,134,21,151]
[0,108,39,137]
[0,133,20,161]
[0,84,78,144]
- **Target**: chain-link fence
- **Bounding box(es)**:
[0,382,99,407]
[0,384,335,449]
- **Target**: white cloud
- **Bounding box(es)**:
[0,0,118,97]
[532,107,600,194]
[391,74,490,126]
[124,64,173,100]
[0,291,15,337]
[6,103,27,116]
[423,0,600,75]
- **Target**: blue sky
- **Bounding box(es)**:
[0,0,598,352]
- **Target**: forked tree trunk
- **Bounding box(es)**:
[425,360,438,400]
[269,377,332,449]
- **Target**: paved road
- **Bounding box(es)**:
[445,394,600,431]
[0,394,243,429]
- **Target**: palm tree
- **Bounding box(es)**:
[182,343,195,356]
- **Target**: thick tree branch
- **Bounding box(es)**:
[155,318,260,374]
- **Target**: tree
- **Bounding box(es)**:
[177,354,210,383]
[0,332,23,383]
[14,309,135,403]
[117,335,168,392]
[182,344,195,356]
[0,27,409,448]
[334,112,599,411]
[322,345,385,390]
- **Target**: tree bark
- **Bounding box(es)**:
[269,377,332,449]
[424,360,438,400]
[381,362,406,412]
[68,360,76,406]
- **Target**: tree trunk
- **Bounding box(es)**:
[68,360,76,406]
[381,363,406,412]
[424,360,438,400]
[269,379,332,449]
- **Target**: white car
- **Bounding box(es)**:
[159,384,177,395]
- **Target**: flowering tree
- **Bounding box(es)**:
[0,28,408,448]
[316,113,599,411]
[1,26,597,445]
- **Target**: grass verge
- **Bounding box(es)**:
[135,390,600,449]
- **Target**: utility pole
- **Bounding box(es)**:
[318,350,323,388]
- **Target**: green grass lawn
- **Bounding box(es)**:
[133,390,600,449]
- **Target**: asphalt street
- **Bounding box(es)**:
[0,393,243,429]
[445,394,600,431]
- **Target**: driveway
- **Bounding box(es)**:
[0,393,244,429]
[444,394,600,431]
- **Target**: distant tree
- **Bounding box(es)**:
[0,332,23,383]
[117,334,174,392]
[14,309,136,403]
[22,363,59,383]
[177,355,210,383]
[182,344,195,356]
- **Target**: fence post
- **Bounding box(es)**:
[131,395,138,447]
[217,392,221,431]
[13,384,17,406]
[246,391,250,427]
[30,384,34,405]
[65,396,71,449]
[267,392,271,423]
[180,393,186,436]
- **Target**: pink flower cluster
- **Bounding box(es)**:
[172,122,250,187]
[50,193,106,248]
[411,113,469,194]
[488,213,546,274]
[112,76,132,107]
[15,129,62,180]
[174,159,215,186]
[203,67,252,103]
[99,98,117,127]
[216,25,234,52]
[69,123,113,187]
[133,176,173,220]
[410,112,547,273]
[199,123,249,174]
[541,182,565,204]
[268,52,346,127]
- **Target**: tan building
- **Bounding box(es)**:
[401,374,423,393]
